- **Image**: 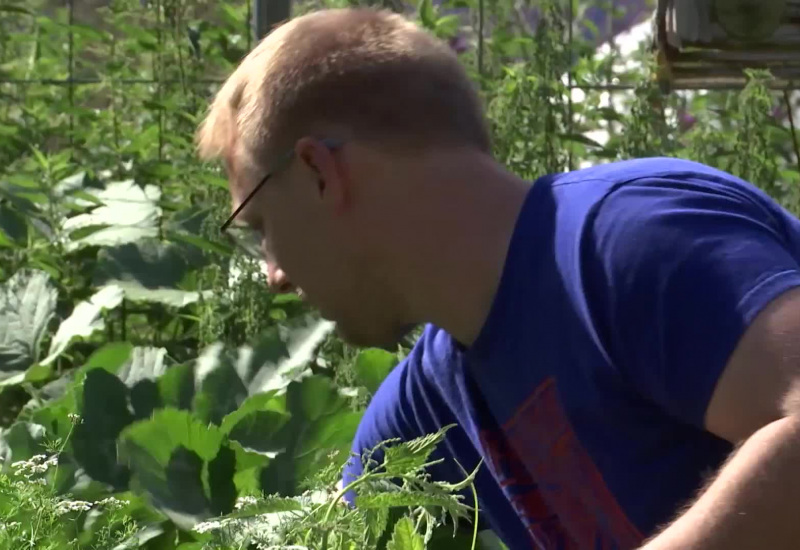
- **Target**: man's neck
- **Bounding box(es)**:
[379,151,532,347]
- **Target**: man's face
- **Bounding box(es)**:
[225,140,413,349]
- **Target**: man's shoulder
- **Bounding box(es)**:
[350,324,460,443]
[343,325,466,488]
[551,157,738,187]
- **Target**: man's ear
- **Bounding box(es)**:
[294,136,349,213]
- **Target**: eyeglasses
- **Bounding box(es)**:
[219,137,344,233]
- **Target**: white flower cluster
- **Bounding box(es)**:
[52,496,127,516]
[55,499,93,516]
[193,517,237,534]
[97,497,125,510]
[11,454,58,479]
[234,496,259,510]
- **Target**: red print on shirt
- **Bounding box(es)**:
[479,377,643,550]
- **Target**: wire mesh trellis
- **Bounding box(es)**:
[0,0,798,172]
[8,1,800,88]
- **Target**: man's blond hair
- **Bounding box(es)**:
[195,7,490,178]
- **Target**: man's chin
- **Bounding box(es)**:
[333,322,411,351]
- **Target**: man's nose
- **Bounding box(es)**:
[266,262,294,294]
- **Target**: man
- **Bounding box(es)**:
[196,7,800,549]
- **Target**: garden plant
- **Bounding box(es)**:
[0,0,799,548]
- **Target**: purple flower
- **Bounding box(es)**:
[678,109,697,132]
[448,34,471,55]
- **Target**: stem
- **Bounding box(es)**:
[477,0,484,77]
[67,0,75,155]
[174,0,187,96]
[454,458,481,550]
[784,90,800,176]
[469,480,480,550]
[319,471,392,550]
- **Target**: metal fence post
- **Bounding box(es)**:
[253,0,292,41]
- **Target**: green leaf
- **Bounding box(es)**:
[120,408,224,469]
[208,443,237,515]
[93,239,201,288]
[381,425,455,477]
[192,344,249,425]
[71,341,134,386]
[417,0,437,29]
[0,5,34,14]
[109,281,211,307]
[224,494,303,520]
[40,284,124,366]
[53,171,87,198]
[229,439,271,494]
[165,230,232,258]
[387,517,425,550]
[92,239,211,306]
[72,369,135,488]
[435,14,461,37]
[0,422,48,464]
[219,392,290,454]
[302,375,336,421]
[365,506,390,544]
[158,362,195,410]
[117,346,169,388]
[296,410,362,459]
[356,490,471,517]
[118,409,225,527]
[0,203,28,247]
[354,348,398,394]
[121,347,169,418]
[62,180,161,250]
[0,269,58,383]
[244,318,329,395]
[68,345,171,484]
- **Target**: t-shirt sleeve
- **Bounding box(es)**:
[583,175,800,430]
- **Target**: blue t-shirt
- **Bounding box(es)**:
[342,157,800,549]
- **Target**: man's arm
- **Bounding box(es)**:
[584,172,800,549]
[640,287,800,550]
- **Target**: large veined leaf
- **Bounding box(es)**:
[93,239,211,307]
[247,315,335,395]
[260,375,361,497]
[118,346,169,387]
[0,421,48,468]
[354,348,399,395]
[219,392,291,454]
[192,343,251,426]
[120,347,170,419]
[192,315,329,423]
[0,270,58,384]
[61,179,161,250]
[71,369,135,488]
[30,342,135,443]
[39,284,124,366]
[117,408,231,528]
[107,281,212,307]
[68,345,168,489]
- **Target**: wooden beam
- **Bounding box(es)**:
[253,0,292,41]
